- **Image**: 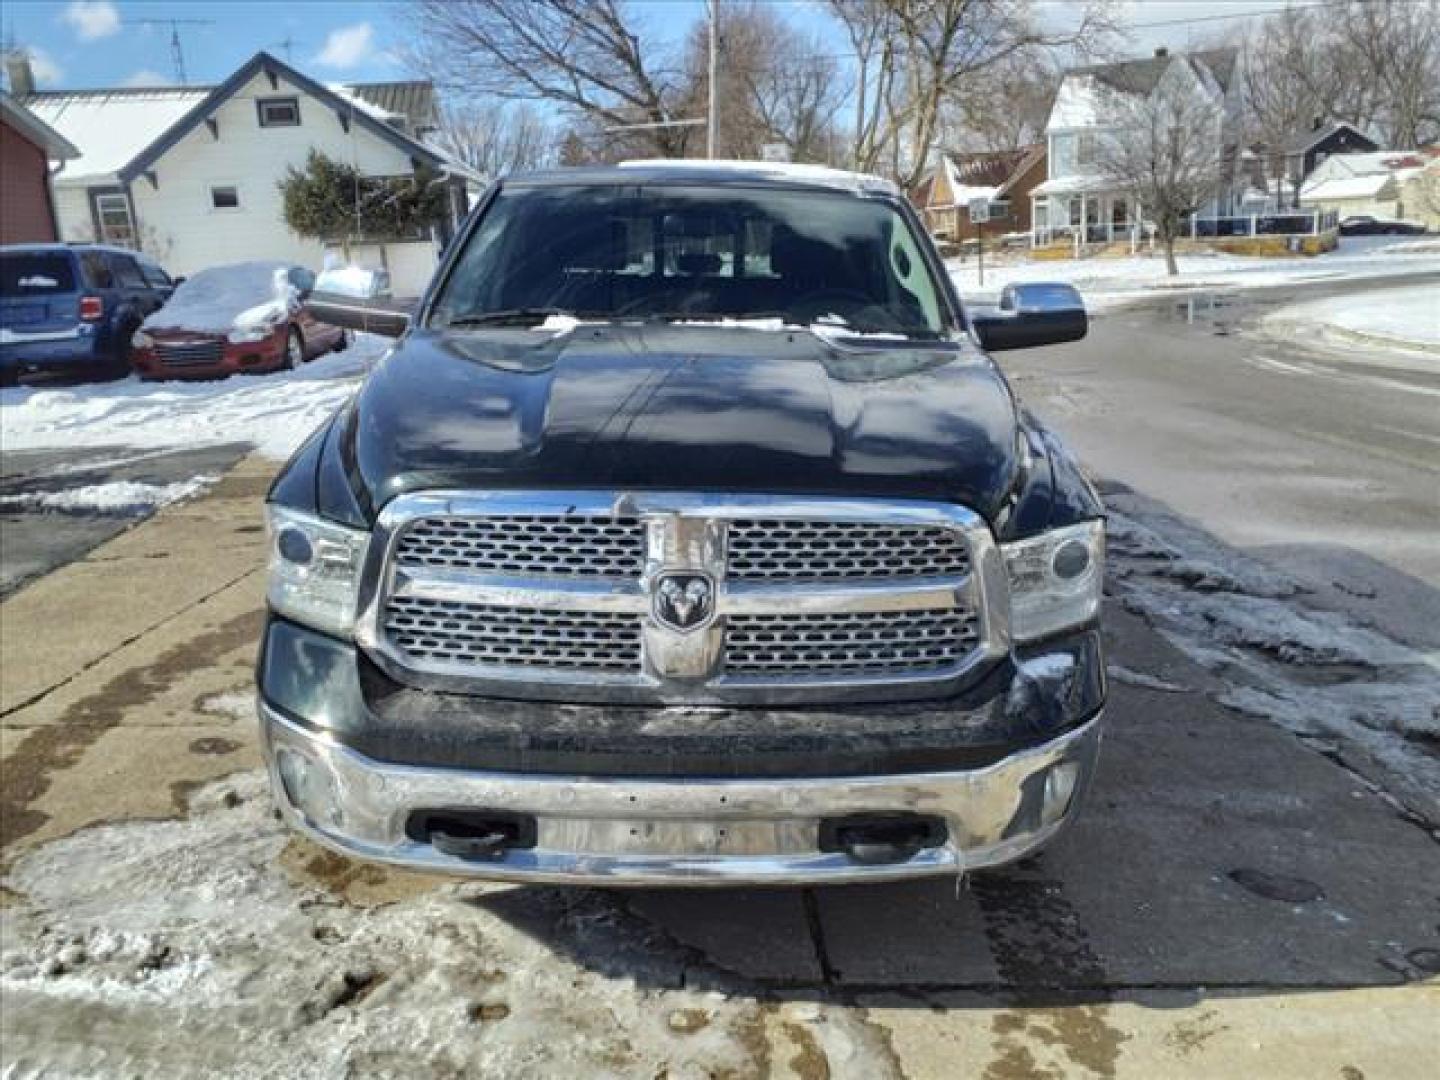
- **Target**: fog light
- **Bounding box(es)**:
[275,746,344,828]
[1042,761,1082,825]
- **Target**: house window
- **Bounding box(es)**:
[1077,132,1096,166]
[211,185,240,210]
[92,191,136,246]
[257,97,300,127]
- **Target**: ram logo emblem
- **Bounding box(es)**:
[653,573,715,632]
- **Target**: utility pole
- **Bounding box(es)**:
[707,0,719,158]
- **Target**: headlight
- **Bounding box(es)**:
[132,330,153,348]
[1001,519,1104,643]
[265,506,368,638]
[229,323,278,344]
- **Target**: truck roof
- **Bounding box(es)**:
[504,159,901,198]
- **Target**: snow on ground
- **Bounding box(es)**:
[0,477,214,515]
[1261,282,1440,355]
[0,773,895,1078]
[1104,488,1440,823]
[0,335,389,460]
[949,236,1440,309]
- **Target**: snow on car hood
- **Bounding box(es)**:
[142,261,297,335]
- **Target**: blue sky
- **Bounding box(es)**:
[5,0,1315,94]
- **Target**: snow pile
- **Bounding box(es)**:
[0,773,898,1077]
[143,262,298,336]
[1106,490,1440,823]
[0,476,214,515]
[949,239,1440,311]
[1261,283,1440,355]
[0,335,389,460]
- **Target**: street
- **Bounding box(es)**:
[2,280,1438,1078]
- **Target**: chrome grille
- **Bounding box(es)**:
[362,492,997,705]
[385,596,641,672]
[725,610,979,676]
[727,519,969,581]
[155,340,224,367]
[396,515,644,578]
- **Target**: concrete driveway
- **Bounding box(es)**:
[1,450,1435,1078]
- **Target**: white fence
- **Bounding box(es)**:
[1033,209,1340,249]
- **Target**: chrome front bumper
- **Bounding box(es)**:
[261,703,1101,886]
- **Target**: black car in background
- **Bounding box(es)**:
[1338,215,1428,236]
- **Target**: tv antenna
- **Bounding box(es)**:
[125,18,215,85]
[272,34,307,64]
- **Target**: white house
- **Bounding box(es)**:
[1299,151,1429,221]
[18,52,477,295]
[1031,47,1239,245]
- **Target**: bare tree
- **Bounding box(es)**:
[1240,0,1440,165]
[671,2,845,162]
[433,102,556,180]
[826,0,1116,187]
[1096,73,1225,276]
[939,50,1059,153]
[405,0,691,157]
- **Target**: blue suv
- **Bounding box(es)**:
[1,244,176,386]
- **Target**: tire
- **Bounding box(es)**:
[282,326,305,370]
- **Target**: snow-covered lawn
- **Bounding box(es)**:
[0,334,389,461]
[1262,282,1440,355]
[949,236,1440,309]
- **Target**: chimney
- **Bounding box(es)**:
[4,50,37,98]
[1154,47,1169,59]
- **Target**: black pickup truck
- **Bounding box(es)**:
[259,162,1105,885]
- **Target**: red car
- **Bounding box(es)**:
[131,261,348,380]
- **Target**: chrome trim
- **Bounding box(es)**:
[354,491,1010,706]
[262,703,1100,886]
[0,326,82,344]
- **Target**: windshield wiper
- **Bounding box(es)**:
[444,308,595,328]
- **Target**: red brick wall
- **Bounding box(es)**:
[0,118,58,245]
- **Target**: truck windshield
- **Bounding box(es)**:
[431,185,950,338]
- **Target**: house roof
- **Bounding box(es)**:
[119,53,454,184]
[1068,48,1238,98]
[0,91,79,160]
[918,145,1045,207]
[17,56,457,184]
[1287,120,1375,156]
[1049,49,1236,131]
[1301,173,1396,200]
[347,81,438,131]
[20,87,208,180]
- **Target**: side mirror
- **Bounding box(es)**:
[171,276,186,288]
[970,283,1087,352]
[304,291,413,339]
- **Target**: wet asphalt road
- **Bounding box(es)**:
[0,444,250,596]
[995,274,1440,651]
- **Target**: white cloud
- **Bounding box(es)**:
[62,0,122,42]
[312,23,374,69]
[24,47,65,86]
[122,69,173,88]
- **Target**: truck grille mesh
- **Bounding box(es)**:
[724,610,979,676]
[726,519,970,581]
[371,498,989,702]
[396,516,645,578]
[385,596,641,671]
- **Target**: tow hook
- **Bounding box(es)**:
[407,809,537,861]
[818,814,948,865]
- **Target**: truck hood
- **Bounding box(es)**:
[335,325,1022,523]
